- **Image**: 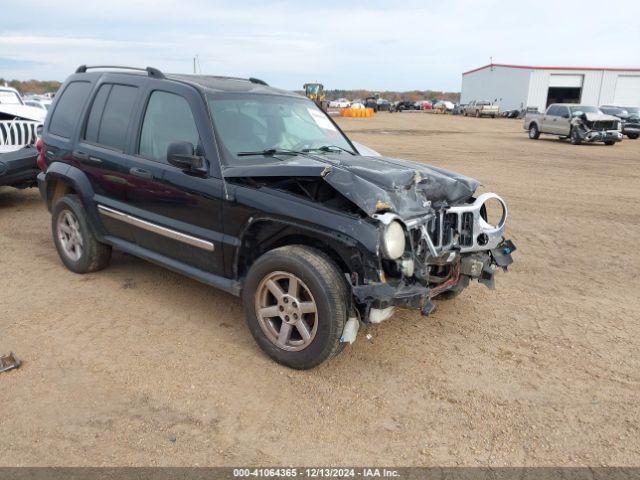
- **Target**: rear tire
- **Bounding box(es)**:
[52,194,112,274]
[242,245,348,369]
[529,124,540,139]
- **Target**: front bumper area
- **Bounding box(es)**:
[581,130,623,143]
[0,147,39,188]
[353,239,516,321]
[622,125,640,136]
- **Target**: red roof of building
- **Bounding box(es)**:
[463,63,640,75]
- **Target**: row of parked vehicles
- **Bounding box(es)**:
[1,65,516,369]
[524,104,639,145]
[328,97,459,113]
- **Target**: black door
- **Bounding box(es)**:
[123,82,226,276]
[74,75,147,242]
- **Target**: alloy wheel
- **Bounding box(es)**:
[57,210,84,262]
[254,271,318,352]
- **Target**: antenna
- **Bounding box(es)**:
[192,55,202,74]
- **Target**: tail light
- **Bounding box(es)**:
[36,127,47,172]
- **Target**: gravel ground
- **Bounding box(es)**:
[1,113,639,466]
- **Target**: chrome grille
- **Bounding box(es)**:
[590,120,617,131]
[0,120,40,148]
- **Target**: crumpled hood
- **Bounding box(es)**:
[583,112,620,122]
[223,153,479,217]
[0,104,46,122]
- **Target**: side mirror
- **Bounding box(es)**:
[167,141,204,171]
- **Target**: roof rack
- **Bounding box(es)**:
[75,65,165,79]
[248,77,268,86]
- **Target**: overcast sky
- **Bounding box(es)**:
[2,0,639,91]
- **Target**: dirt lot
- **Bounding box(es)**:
[1,113,639,466]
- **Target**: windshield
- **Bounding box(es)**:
[207,94,354,164]
[0,90,23,105]
[304,84,321,94]
[603,107,625,116]
[570,105,601,114]
[623,107,639,115]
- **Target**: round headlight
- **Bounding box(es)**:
[381,221,405,259]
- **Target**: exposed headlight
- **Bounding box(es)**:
[381,221,406,259]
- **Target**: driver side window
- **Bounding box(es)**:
[139,91,200,163]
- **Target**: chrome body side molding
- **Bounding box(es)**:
[97,204,215,252]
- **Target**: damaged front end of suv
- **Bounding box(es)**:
[317,154,516,325]
[226,151,516,329]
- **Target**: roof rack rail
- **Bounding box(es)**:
[248,77,268,86]
[75,65,165,79]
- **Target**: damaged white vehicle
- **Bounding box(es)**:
[0,86,45,188]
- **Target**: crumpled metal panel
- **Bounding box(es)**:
[223,153,479,217]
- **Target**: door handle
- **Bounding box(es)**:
[72,150,103,164]
[129,167,153,179]
[73,150,89,161]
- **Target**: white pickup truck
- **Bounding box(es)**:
[523,103,623,145]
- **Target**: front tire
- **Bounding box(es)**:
[627,133,639,140]
[604,141,616,146]
[570,127,582,145]
[52,194,112,273]
[242,246,348,369]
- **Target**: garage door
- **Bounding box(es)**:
[549,74,584,88]
[614,76,640,106]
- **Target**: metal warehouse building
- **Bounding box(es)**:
[461,63,640,112]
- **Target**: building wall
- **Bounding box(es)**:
[463,66,640,113]
[461,66,531,111]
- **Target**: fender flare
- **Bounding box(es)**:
[44,162,106,238]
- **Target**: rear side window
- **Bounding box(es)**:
[48,81,92,138]
[139,91,200,162]
[84,84,138,151]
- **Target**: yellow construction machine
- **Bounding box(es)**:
[303,82,328,111]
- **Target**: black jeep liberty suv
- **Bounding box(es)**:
[38,65,515,369]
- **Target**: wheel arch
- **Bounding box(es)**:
[44,163,91,209]
[44,162,104,237]
[234,218,370,286]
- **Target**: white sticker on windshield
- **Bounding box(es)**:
[308,108,337,131]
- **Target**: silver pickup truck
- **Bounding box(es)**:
[524,103,623,145]
[464,100,499,118]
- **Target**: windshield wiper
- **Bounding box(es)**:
[237,148,303,157]
[303,145,355,155]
